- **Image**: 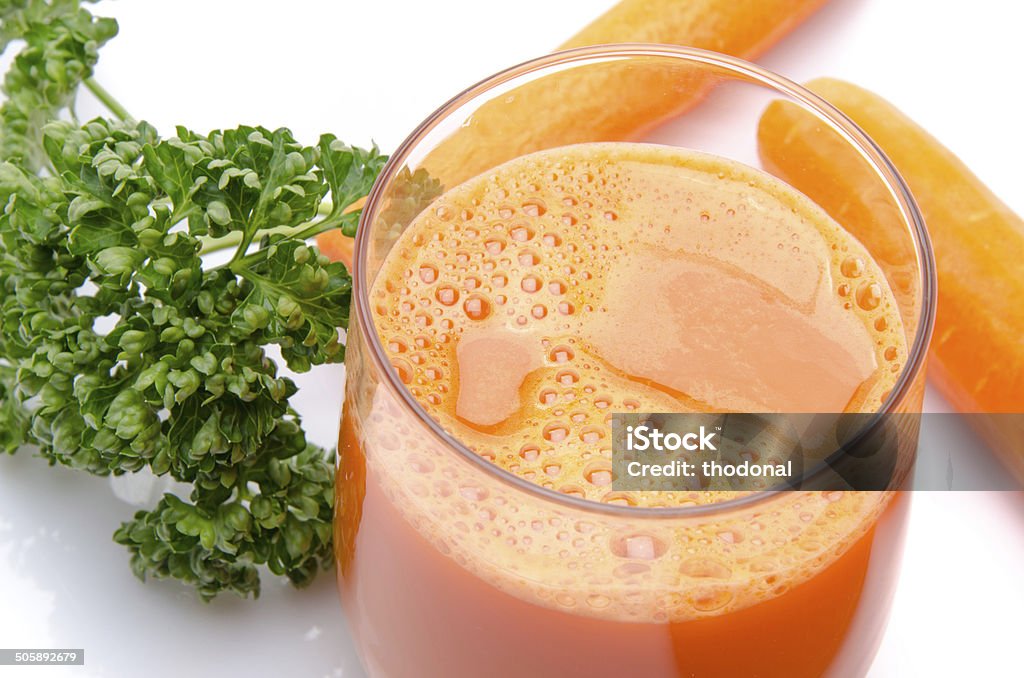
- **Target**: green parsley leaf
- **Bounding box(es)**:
[0,1,388,599]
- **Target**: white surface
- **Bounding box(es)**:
[2,1,1023,676]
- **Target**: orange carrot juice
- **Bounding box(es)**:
[336,143,913,677]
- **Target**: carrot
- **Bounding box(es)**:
[315,196,366,271]
[422,0,830,187]
[758,77,1024,482]
[561,0,827,52]
[316,232,355,271]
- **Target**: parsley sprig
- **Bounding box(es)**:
[0,0,386,599]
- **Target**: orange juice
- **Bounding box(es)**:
[337,143,911,677]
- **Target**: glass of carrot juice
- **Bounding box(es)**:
[335,46,936,678]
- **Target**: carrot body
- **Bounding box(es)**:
[317,231,355,271]
[758,77,1024,481]
[421,0,830,187]
[561,0,827,52]
[315,197,366,271]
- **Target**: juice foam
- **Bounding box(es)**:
[360,143,906,620]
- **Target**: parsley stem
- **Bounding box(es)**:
[199,200,336,255]
[84,77,132,121]
[199,224,306,256]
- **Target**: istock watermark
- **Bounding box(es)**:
[611,412,1022,492]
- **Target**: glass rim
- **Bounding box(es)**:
[352,44,937,519]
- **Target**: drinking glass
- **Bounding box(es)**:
[335,46,935,678]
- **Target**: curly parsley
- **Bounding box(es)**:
[0,0,386,599]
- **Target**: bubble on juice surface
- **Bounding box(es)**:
[522,199,547,217]
[610,533,667,560]
[584,462,613,487]
[462,294,491,320]
[680,557,733,580]
[691,586,735,612]
[419,263,438,284]
[435,285,460,306]
[855,281,883,311]
[840,256,865,278]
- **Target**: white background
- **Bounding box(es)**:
[1,1,1023,676]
